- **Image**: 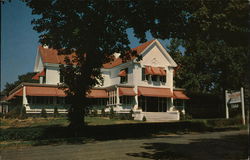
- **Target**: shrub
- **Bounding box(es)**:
[129,109,134,120]
[54,107,59,118]
[5,107,21,119]
[19,107,27,119]
[101,108,106,117]
[93,109,98,117]
[142,116,147,121]
[41,108,47,118]
[109,107,115,119]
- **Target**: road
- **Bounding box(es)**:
[1,130,248,160]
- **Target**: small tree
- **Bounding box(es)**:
[41,108,47,118]
[129,109,134,120]
[109,107,115,119]
[53,107,59,118]
[101,108,106,117]
[19,106,27,119]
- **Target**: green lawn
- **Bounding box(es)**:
[0,116,141,129]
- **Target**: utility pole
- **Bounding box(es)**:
[240,87,245,125]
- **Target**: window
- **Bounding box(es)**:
[151,75,158,82]
[160,75,166,83]
[120,68,128,84]
[120,96,134,105]
[142,68,150,81]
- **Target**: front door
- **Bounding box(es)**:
[139,96,168,112]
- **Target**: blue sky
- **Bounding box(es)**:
[1,1,170,91]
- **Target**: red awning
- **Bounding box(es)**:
[145,66,166,76]
[118,69,127,77]
[160,68,166,76]
[87,89,108,98]
[145,66,153,75]
[173,90,190,100]
[138,87,173,98]
[26,86,66,97]
[32,70,46,80]
[119,87,136,96]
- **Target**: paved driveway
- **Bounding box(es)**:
[1,130,248,160]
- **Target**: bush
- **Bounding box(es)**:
[41,108,47,118]
[5,107,21,119]
[129,109,134,120]
[93,109,98,117]
[54,107,59,118]
[101,108,106,117]
[19,107,27,119]
[142,116,147,121]
[109,107,115,119]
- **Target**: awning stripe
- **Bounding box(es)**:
[138,87,173,98]
[119,87,136,96]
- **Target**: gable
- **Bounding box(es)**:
[34,49,44,72]
[139,40,177,68]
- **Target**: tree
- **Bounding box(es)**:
[1,72,38,96]
[24,0,250,129]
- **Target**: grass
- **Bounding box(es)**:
[0,116,141,129]
[0,117,246,149]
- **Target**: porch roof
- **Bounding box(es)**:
[119,87,136,96]
[173,90,190,100]
[87,89,108,98]
[138,87,173,98]
[32,69,46,80]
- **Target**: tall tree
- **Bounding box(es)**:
[24,0,250,128]
[1,72,38,96]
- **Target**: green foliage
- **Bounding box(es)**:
[41,108,47,118]
[53,107,59,118]
[109,107,115,119]
[19,107,27,119]
[101,108,106,117]
[2,72,38,96]
[92,109,98,117]
[142,116,147,122]
[5,107,21,119]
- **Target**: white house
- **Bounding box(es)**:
[5,39,189,121]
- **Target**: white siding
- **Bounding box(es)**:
[46,67,60,84]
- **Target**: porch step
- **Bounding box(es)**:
[143,112,179,122]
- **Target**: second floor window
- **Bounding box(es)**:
[142,68,150,81]
[119,68,128,84]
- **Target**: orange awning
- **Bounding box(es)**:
[32,70,46,80]
[138,87,173,98]
[119,87,136,96]
[145,66,166,76]
[87,89,108,98]
[145,66,153,75]
[118,69,127,77]
[173,90,190,100]
[26,86,66,97]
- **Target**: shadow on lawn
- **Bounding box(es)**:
[126,134,248,160]
[1,121,244,146]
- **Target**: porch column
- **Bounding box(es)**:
[22,86,28,107]
[134,86,138,110]
[116,87,120,106]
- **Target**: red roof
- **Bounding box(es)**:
[87,89,108,98]
[102,40,155,69]
[39,46,77,64]
[39,40,155,69]
[32,69,46,80]
[6,88,23,101]
[173,90,190,100]
[138,87,173,98]
[119,87,136,96]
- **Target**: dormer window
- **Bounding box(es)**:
[119,68,128,84]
